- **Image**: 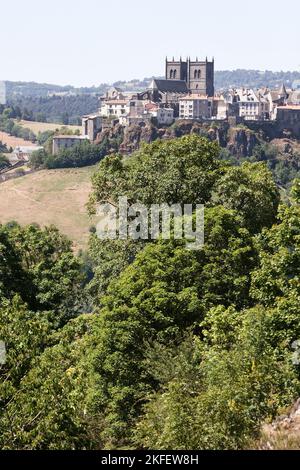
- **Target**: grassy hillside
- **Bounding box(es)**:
[0,130,35,148]
[17,120,81,134]
[0,166,96,250]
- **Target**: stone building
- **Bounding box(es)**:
[52,135,89,154]
[179,95,211,119]
[138,57,215,112]
[165,57,214,96]
[287,90,300,105]
[211,95,227,120]
[100,99,129,118]
[82,114,102,141]
[148,105,174,125]
[276,105,300,135]
[146,79,189,105]
[227,88,269,121]
[96,56,215,122]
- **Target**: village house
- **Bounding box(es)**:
[276,105,300,135]
[287,90,300,106]
[227,88,269,121]
[179,95,211,119]
[82,114,102,141]
[52,135,89,154]
[100,99,129,118]
[258,84,289,120]
[144,102,174,125]
[104,86,126,100]
[211,95,227,120]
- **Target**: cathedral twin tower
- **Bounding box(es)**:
[165,57,214,96]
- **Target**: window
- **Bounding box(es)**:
[170,70,173,79]
[197,70,201,79]
[174,70,177,79]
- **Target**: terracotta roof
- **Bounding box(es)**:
[105,100,128,105]
[277,105,300,110]
[180,94,208,100]
[145,103,159,111]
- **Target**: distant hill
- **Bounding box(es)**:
[215,70,300,90]
[5,70,300,98]
[4,81,107,98]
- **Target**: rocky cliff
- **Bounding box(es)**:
[227,126,261,158]
[95,120,265,159]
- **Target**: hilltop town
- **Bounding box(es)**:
[1,57,300,186]
[42,56,300,158]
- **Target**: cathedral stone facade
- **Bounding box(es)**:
[165,57,214,96]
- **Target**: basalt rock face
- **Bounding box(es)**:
[98,123,159,154]
[227,127,261,158]
[271,138,300,156]
[94,123,124,153]
[95,123,124,144]
[94,120,265,159]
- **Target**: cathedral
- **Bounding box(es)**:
[141,56,215,109]
[165,57,214,96]
[137,56,215,117]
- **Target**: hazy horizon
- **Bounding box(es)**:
[1,0,300,87]
[4,68,300,89]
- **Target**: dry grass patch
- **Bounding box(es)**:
[0,166,97,251]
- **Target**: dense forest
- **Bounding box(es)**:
[5,95,99,126]
[1,135,300,449]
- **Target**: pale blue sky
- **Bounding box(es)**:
[1,0,299,87]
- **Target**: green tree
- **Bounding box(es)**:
[87,206,257,446]
[134,308,297,450]
[89,135,225,212]
[0,154,9,169]
[213,162,280,233]
[0,314,96,450]
[0,223,85,327]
